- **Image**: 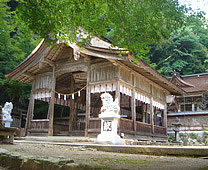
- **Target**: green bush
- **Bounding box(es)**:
[168,135,173,143]
[188,133,198,139]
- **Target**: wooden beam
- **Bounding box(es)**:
[131,73,136,132]
[69,75,75,133]
[107,59,118,66]
[85,58,91,137]
[132,88,136,132]
[115,80,121,135]
[48,66,56,136]
[81,48,128,61]
[39,56,55,69]
[68,42,128,61]
[164,104,167,135]
[43,58,55,67]
[22,72,34,79]
[55,62,88,77]
[154,107,157,126]
[150,97,154,134]
[25,81,35,136]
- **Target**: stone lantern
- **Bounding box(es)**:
[172,117,181,143]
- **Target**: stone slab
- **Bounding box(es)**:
[14,138,208,157]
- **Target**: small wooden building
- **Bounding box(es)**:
[167,72,208,134]
[6,38,182,140]
[168,72,208,112]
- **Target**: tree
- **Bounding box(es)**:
[0,0,40,107]
[147,25,208,76]
[16,0,187,60]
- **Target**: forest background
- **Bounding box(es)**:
[1,0,208,114]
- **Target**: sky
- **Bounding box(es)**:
[179,0,208,16]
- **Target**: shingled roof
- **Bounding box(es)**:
[6,37,183,96]
[170,72,208,95]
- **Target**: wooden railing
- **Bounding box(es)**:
[89,118,101,129]
[136,121,152,134]
[120,118,133,131]
[30,119,49,129]
[53,118,85,131]
[72,121,85,131]
[29,119,50,135]
[154,125,166,136]
[120,118,166,137]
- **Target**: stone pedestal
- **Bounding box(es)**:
[0,127,19,143]
[174,129,180,143]
[95,113,123,145]
[95,93,123,145]
[172,117,181,143]
[3,119,13,128]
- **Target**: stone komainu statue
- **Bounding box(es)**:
[100,93,119,115]
[2,102,13,127]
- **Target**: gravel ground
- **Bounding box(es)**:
[1,143,208,170]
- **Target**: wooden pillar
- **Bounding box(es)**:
[25,81,35,136]
[131,89,136,132]
[85,58,91,137]
[154,107,157,126]
[69,75,75,133]
[116,80,121,134]
[48,67,56,136]
[115,65,121,134]
[19,111,23,128]
[150,97,154,134]
[145,104,148,123]
[164,103,168,135]
[115,81,121,114]
[142,102,145,123]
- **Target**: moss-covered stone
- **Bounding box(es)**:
[0,148,79,170]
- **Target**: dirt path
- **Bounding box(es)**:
[1,143,208,170]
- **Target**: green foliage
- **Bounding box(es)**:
[148,25,208,76]
[34,100,49,119]
[16,0,187,59]
[179,133,186,142]
[188,133,198,139]
[0,0,40,109]
[204,128,208,136]
[168,134,174,143]
[0,77,31,109]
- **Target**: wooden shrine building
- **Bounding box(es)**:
[6,38,183,140]
[167,72,208,134]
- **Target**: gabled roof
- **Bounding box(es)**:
[170,72,208,95]
[171,75,195,87]
[6,37,183,95]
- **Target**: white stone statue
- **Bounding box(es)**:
[2,102,13,127]
[100,93,119,115]
[95,93,123,145]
